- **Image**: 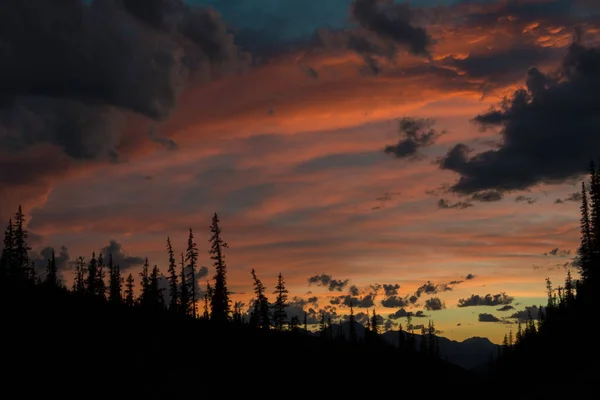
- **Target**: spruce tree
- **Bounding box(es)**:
[250,269,270,329]
[185,229,198,318]
[124,273,135,307]
[166,237,178,313]
[203,281,213,320]
[13,206,30,280]
[319,312,326,338]
[72,256,86,294]
[578,181,594,282]
[86,252,98,295]
[139,257,150,307]
[179,253,190,317]
[427,320,437,357]
[0,218,14,277]
[44,248,58,287]
[209,213,230,323]
[398,323,405,351]
[349,302,357,343]
[419,325,428,354]
[371,309,379,337]
[108,254,122,304]
[564,269,575,305]
[272,272,289,331]
[149,265,164,311]
[95,253,106,299]
[303,312,308,333]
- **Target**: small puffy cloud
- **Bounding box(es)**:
[437,198,474,210]
[381,295,409,308]
[424,297,446,311]
[543,248,571,257]
[496,305,515,312]
[457,292,514,307]
[478,313,501,322]
[515,195,537,205]
[509,305,545,323]
[382,283,400,296]
[555,191,582,204]
[307,273,350,292]
[100,240,144,270]
[384,118,444,160]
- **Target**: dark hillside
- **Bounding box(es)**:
[1,280,487,398]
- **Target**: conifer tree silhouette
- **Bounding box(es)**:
[272,272,288,331]
[349,302,357,343]
[398,323,405,351]
[13,206,30,280]
[166,237,178,313]
[203,281,213,320]
[149,265,164,311]
[139,257,150,307]
[0,218,14,277]
[209,213,230,323]
[108,254,122,304]
[96,253,106,299]
[86,252,98,296]
[179,253,190,316]
[44,248,58,287]
[250,269,270,329]
[370,309,378,336]
[124,273,135,307]
[419,325,428,354]
[73,256,86,294]
[185,229,198,318]
[303,312,308,333]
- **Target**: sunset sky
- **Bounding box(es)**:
[2,0,600,344]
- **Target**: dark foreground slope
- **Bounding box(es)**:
[0,282,493,398]
[487,301,600,400]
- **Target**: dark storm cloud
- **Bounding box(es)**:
[457,293,514,307]
[148,126,179,151]
[30,245,71,280]
[100,240,145,270]
[382,283,400,296]
[515,195,536,205]
[0,0,247,189]
[555,191,582,204]
[439,45,562,91]
[497,305,515,312]
[336,294,375,308]
[381,295,409,308]
[388,308,428,319]
[470,190,504,203]
[351,0,431,57]
[478,313,501,322]
[388,308,410,319]
[414,280,456,298]
[439,37,600,194]
[509,305,544,323]
[437,198,474,210]
[307,273,350,292]
[543,248,571,257]
[424,297,445,311]
[384,118,444,160]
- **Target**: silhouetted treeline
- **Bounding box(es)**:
[0,207,482,398]
[489,162,600,396]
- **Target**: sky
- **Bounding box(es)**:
[1,0,600,344]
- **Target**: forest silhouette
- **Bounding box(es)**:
[1,166,599,398]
